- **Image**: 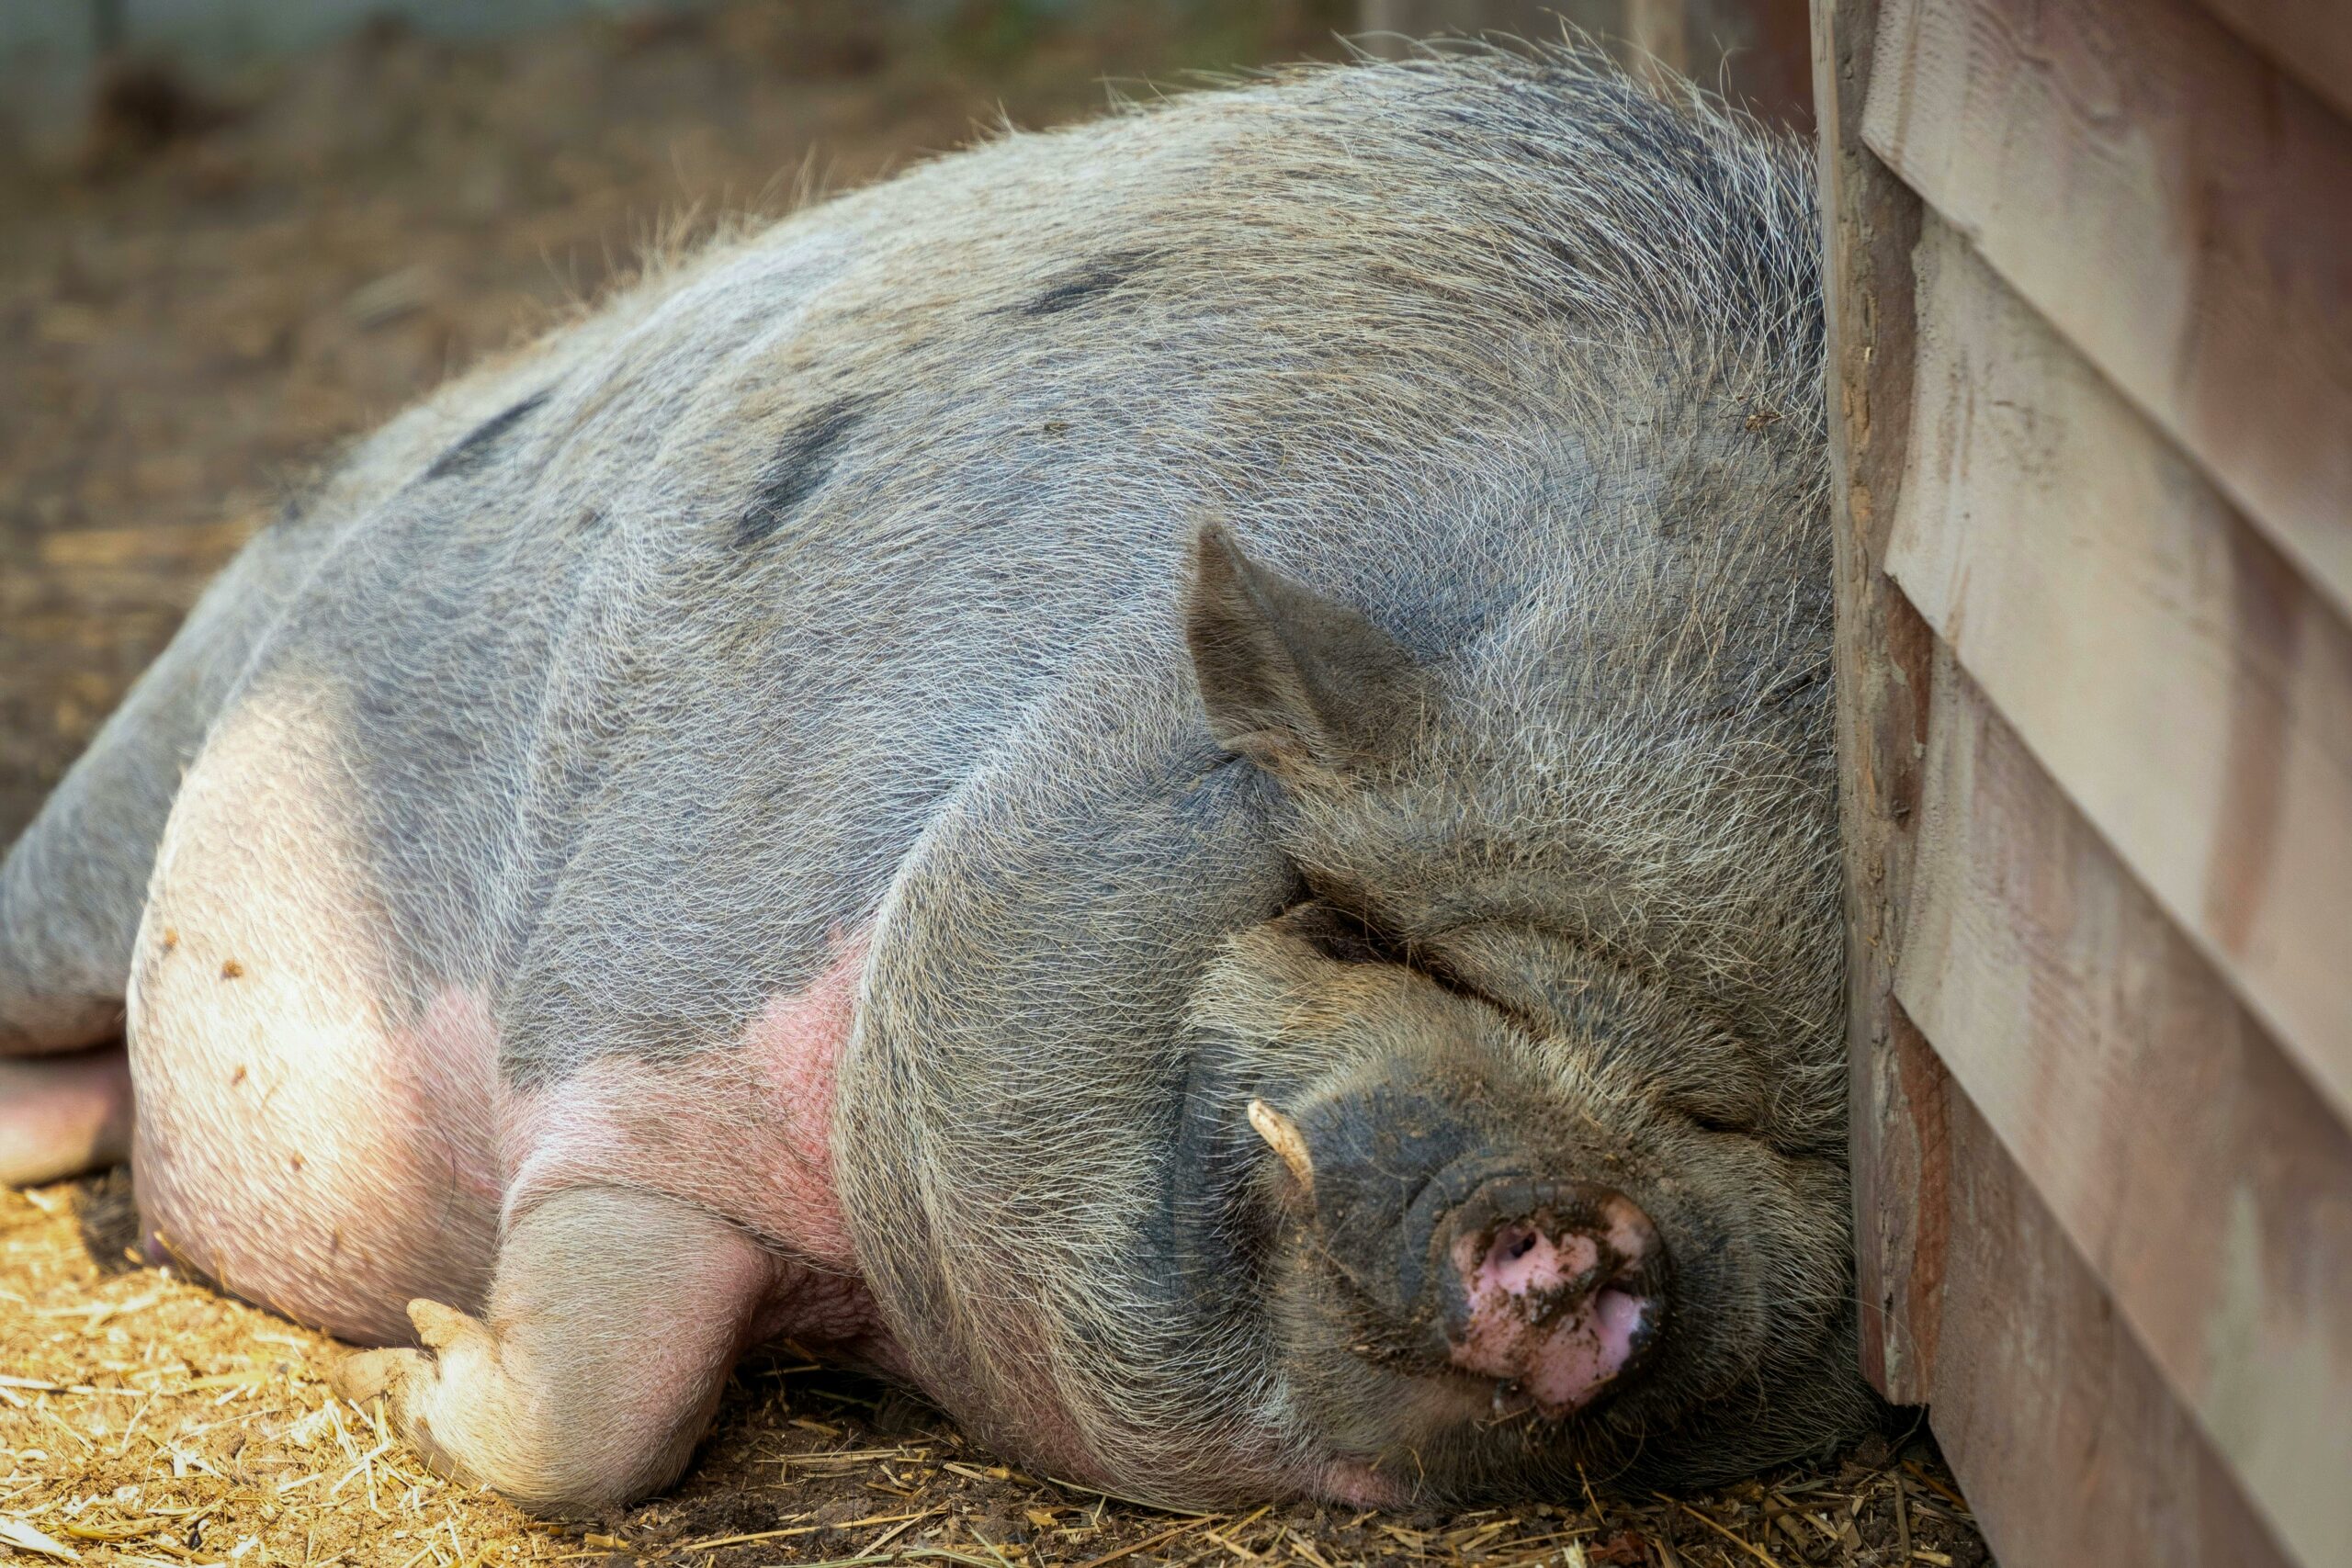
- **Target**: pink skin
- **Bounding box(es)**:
[503,934,866,1267]
[136,921,888,1351]
[500,929,885,1346]
[0,1043,135,1187]
[1444,1199,1655,1415]
[1316,1460,1408,1508]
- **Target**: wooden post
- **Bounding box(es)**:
[1809,0,1941,1404]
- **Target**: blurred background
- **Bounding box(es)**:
[0,0,1807,842]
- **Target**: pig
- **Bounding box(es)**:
[0,46,1884,1512]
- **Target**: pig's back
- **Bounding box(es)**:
[217,51,1821,1085]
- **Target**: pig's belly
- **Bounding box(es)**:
[124,694,501,1345]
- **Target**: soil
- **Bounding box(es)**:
[2,5,1993,1565]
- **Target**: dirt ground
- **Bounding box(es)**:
[3,5,1989,1565]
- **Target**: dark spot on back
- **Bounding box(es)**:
[1018,250,1152,317]
[424,389,552,481]
[738,398,865,547]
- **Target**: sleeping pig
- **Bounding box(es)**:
[0,47,1883,1511]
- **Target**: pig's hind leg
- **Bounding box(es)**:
[1,667,192,1190]
[1,520,326,1185]
[3,761,154,1183]
[335,1186,782,1510]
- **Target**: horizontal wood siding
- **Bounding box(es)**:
[1818,0,2352,1562]
[2192,0,2352,121]
[1885,218,2352,1127]
[1900,652,2352,1567]
[1929,1074,2298,1568]
[1864,0,2352,621]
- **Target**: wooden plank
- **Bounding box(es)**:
[1862,0,2352,621]
[1886,218,2352,1127]
[1811,0,1942,1404]
[1899,652,2352,1567]
[2193,0,2352,124]
[1930,1066,2298,1568]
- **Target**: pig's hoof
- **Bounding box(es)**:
[333,1297,486,1404]
[330,1300,498,1489]
[332,1345,420,1407]
[406,1296,498,1359]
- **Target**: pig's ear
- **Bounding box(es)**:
[1182,522,1420,784]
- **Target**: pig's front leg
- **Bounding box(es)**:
[334,1186,776,1510]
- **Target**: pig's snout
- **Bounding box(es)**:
[1430,1177,1663,1416]
[1252,1093,1668,1418]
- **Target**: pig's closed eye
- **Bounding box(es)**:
[1283,899,1554,1035]
[1286,901,1412,968]
[1673,1101,1751,1137]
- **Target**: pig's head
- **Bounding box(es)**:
[1167,521,1877,1501]
[838,517,1879,1507]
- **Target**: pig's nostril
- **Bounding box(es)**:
[1476,1222,1599,1299]
[1595,1285,1646,1343]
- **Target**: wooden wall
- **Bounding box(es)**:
[1815,0,2352,1563]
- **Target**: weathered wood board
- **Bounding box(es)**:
[1928,1072,2299,1568]
[2193,0,2352,122]
[1886,217,2352,1129]
[1863,0,2352,621]
[1820,0,2351,1562]
[1899,653,2352,1568]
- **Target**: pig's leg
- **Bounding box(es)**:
[1,761,152,1183]
[0,1047,134,1187]
[334,1186,777,1511]
[1,513,333,1184]
[0,798,139,1181]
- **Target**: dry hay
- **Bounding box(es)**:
[1,1176,1986,1567]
